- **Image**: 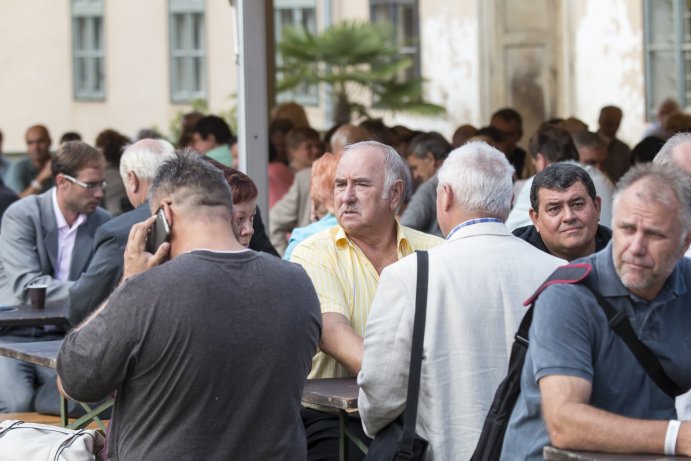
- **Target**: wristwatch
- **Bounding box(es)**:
[31,179,42,190]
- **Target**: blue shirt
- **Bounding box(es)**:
[283,213,337,261]
[501,243,691,460]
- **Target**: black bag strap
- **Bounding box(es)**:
[582,277,684,398]
[399,250,429,456]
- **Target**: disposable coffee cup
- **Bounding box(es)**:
[27,284,47,310]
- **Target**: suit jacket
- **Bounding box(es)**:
[65,202,150,326]
[358,222,565,461]
[0,190,111,308]
[0,178,18,224]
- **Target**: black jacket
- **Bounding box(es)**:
[512,224,612,259]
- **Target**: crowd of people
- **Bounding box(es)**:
[0,98,689,460]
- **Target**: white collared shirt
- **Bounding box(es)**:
[51,188,87,281]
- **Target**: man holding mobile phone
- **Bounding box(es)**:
[58,150,322,460]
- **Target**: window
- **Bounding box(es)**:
[274,0,319,106]
[370,0,420,82]
[72,0,105,100]
[169,0,206,103]
[643,0,691,118]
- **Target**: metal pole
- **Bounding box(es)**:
[234,0,270,217]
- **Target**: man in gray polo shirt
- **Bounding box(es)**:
[502,163,691,459]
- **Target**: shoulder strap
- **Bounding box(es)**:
[516,263,592,347]
[400,250,429,454]
[581,277,684,398]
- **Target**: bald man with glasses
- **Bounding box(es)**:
[0,140,111,414]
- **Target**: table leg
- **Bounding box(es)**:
[67,400,114,431]
[60,395,68,427]
[339,409,349,461]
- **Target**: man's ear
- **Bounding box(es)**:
[55,174,68,189]
[127,171,140,194]
[593,196,602,219]
[389,180,404,211]
[160,201,174,228]
[681,231,691,258]
[439,183,454,213]
[534,153,547,172]
[529,207,540,231]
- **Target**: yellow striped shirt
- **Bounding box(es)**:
[291,223,443,379]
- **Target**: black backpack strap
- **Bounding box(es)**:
[399,250,428,455]
[581,277,684,398]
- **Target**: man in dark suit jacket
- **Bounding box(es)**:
[66,139,176,326]
[0,177,18,223]
[0,141,111,412]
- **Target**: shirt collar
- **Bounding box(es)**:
[334,222,412,256]
[446,218,504,241]
[51,187,86,231]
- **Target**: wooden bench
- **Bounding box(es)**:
[0,412,108,430]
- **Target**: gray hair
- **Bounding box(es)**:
[148,149,234,219]
[344,140,407,199]
[614,163,691,233]
[436,141,515,220]
[120,138,176,182]
[653,132,691,168]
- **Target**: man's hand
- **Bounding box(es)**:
[36,160,52,183]
[122,215,170,281]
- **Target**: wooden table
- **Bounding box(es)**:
[0,339,112,430]
[0,302,69,327]
[302,378,368,460]
[544,446,691,460]
[0,340,60,367]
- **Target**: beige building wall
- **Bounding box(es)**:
[0,0,649,151]
[0,0,237,153]
[567,0,645,147]
[383,0,481,139]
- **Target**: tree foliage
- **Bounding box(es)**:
[277,20,445,124]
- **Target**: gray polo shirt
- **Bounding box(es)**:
[501,243,691,461]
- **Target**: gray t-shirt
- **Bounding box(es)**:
[58,250,322,461]
[501,244,691,460]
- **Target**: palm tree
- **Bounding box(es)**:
[277,20,445,125]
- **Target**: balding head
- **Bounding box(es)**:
[654,132,691,175]
[25,124,52,166]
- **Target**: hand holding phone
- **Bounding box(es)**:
[145,208,171,254]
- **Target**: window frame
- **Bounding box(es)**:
[169,0,207,104]
[274,0,319,107]
[71,0,106,101]
[643,0,689,119]
[370,0,421,83]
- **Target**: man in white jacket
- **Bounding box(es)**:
[358,141,565,460]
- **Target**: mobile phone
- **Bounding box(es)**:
[145,208,170,254]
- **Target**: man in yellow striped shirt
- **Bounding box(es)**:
[292,140,442,459]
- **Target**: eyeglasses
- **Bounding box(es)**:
[62,174,108,191]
